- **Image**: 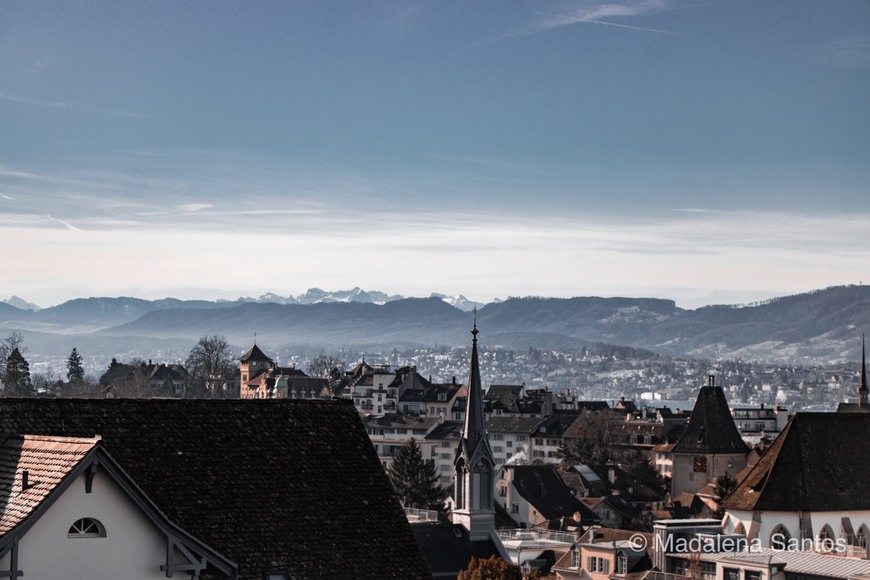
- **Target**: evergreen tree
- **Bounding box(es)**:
[67,347,85,383]
[387,438,446,509]
[0,332,25,384]
[4,347,32,396]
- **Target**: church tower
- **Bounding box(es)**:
[452,315,495,540]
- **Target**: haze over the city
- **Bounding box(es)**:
[2,1,868,309]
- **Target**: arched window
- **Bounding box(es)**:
[769,524,791,549]
[68,517,106,538]
[857,525,869,550]
[819,524,835,541]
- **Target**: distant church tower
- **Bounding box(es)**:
[453,315,495,540]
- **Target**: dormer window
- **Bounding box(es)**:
[68,517,106,538]
[617,553,628,574]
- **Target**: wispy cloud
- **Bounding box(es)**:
[0,192,13,200]
[0,90,148,118]
[44,213,80,231]
[178,203,214,212]
[491,0,688,41]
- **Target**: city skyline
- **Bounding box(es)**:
[2,1,868,308]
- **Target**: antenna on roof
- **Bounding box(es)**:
[254,332,257,345]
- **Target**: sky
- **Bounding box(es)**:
[1,1,868,309]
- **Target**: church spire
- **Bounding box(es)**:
[463,309,486,454]
[452,311,495,540]
[859,334,867,407]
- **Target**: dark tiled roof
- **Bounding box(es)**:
[722,412,870,512]
[837,402,870,413]
[425,420,463,441]
[506,465,598,524]
[0,399,430,580]
[411,518,500,579]
[239,344,272,362]
[672,386,748,455]
[486,416,546,435]
[535,414,580,438]
[421,385,459,403]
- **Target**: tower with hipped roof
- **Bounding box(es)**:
[239,343,273,399]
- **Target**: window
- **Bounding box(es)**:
[587,556,609,574]
[723,568,740,580]
[507,440,513,448]
[511,503,519,513]
[68,517,106,538]
[857,525,869,549]
[571,547,580,568]
[770,524,790,549]
[617,554,628,575]
[744,571,761,580]
[702,562,716,579]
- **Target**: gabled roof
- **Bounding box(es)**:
[239,343,272,363]
[425,420,463,441]
[722,412,870,512]
[505,465,599,524]
[672,382,748,455]
[484,385,524,412]
[0,399,430,579]
[0,434,237,578]
[0,435,100,535]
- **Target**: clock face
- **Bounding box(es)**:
[693,456,708,473]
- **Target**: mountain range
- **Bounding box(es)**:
[1,285,868,363]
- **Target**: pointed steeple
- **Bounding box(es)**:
[452,311,495,540]
[859,334,867,407]
[463,311,487,456]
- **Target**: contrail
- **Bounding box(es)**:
[45,213,81,231]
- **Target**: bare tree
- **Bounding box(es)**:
[306,354,344,378]
[185,335,234,395]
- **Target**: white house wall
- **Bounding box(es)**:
[725,508,870,548]
[1,469,168,580]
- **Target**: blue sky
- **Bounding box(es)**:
[1,1,868,308]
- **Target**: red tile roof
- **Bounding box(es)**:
[0,435,99,535]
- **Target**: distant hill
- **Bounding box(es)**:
[1,285,868,363]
